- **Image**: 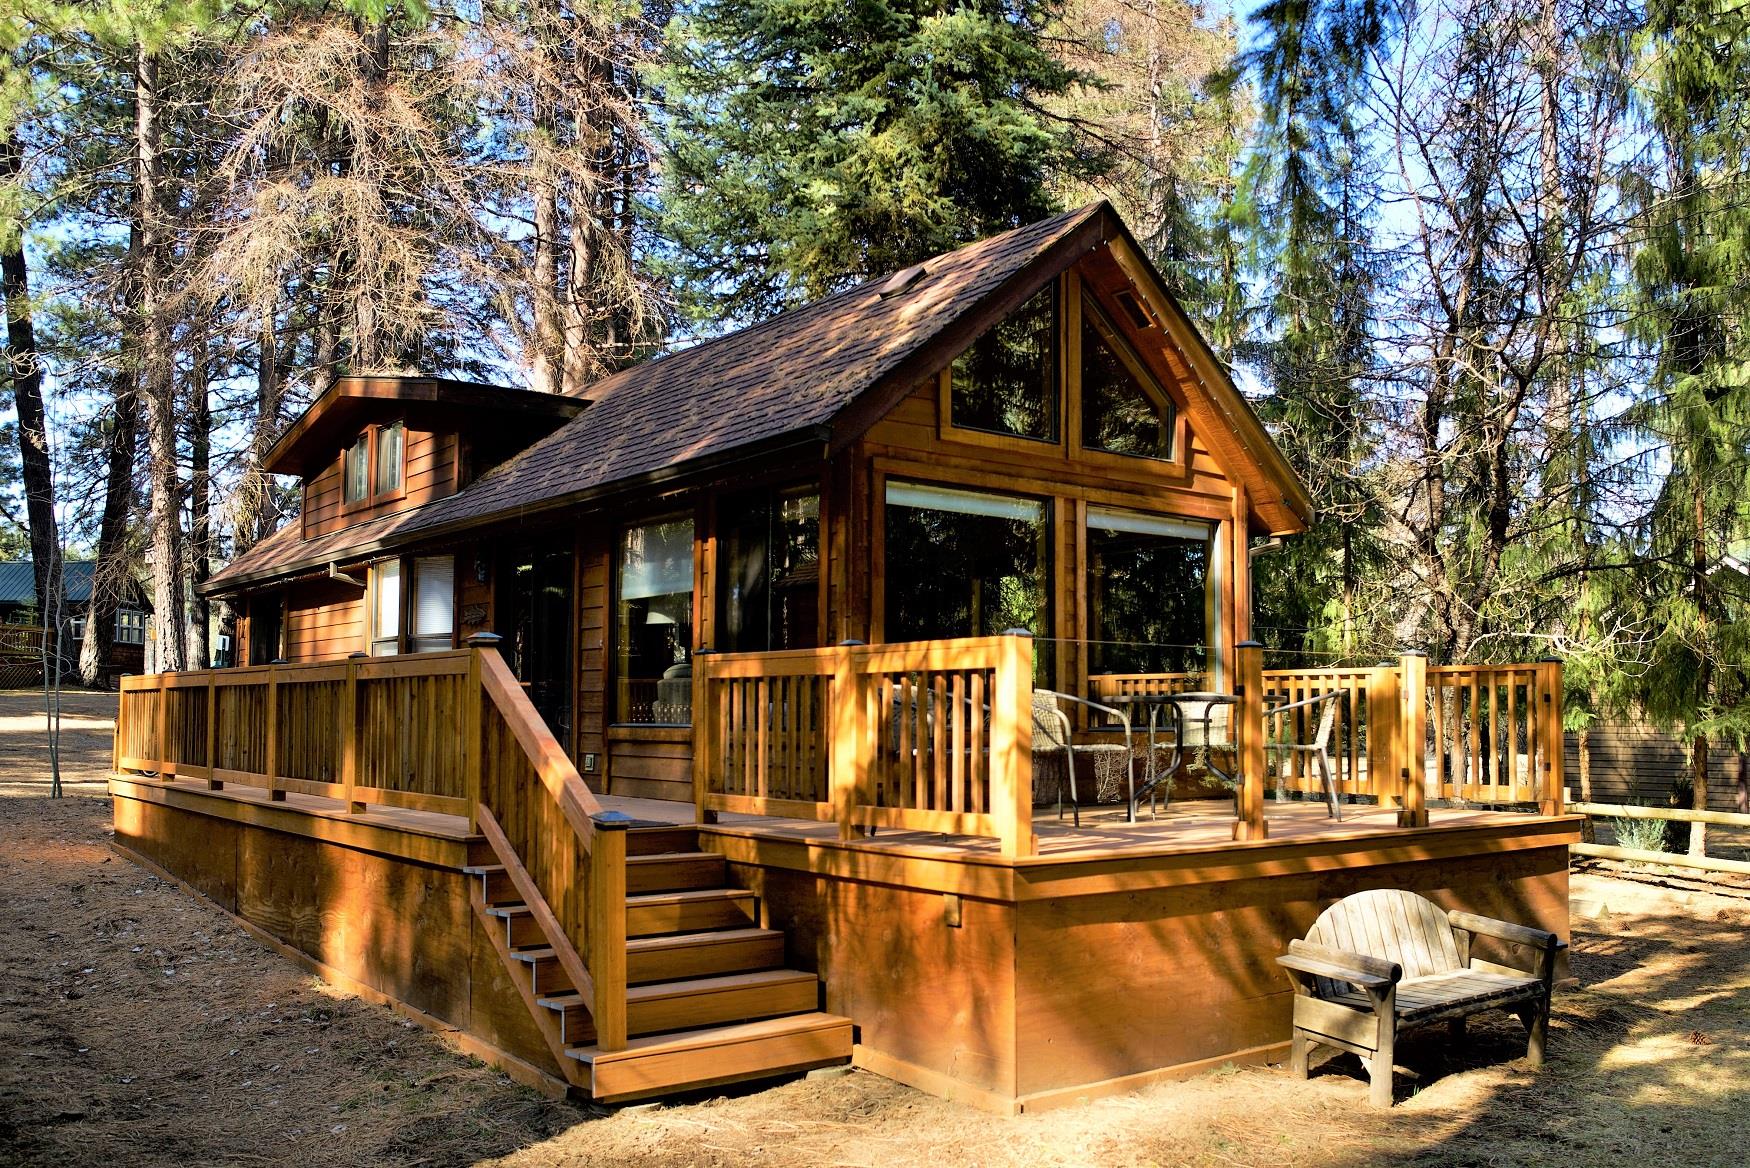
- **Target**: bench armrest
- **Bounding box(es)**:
[1447,911,1562,981]
[1279,938,1401,991]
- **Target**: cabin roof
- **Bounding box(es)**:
[208,201,1312,595]
[0,560,145,609]
[262,375,585,478]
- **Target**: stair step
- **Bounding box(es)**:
[464,864,517,903]
[625,851,727,894]
[510,946,575,996]
[626,927,786,985]
[566,1012,852,1103]
[625,826,701,856]
[486,903,545,948]
[626,889,757,937]
[539,968,820,1037]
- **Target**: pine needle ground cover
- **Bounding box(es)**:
[1,692,1745,1168]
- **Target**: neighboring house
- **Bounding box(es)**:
[113,202,1579,1111]
[0,560,148,682]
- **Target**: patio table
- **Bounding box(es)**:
[1111,691,1241,819]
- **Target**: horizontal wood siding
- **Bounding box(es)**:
[1567,722,1750,812]
[303,427,459,539]
[608,727,692,803]
[577,534,610,775]
[284,579,364,661]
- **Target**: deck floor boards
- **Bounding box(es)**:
[117,776,1549,859]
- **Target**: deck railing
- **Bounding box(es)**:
[698,640,1565,847]
[694,634,1036,855]
[115,641,632,1052]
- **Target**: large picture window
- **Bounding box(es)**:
[948,282,1059,443]
[616,518,694,724]
[1086,508,1211,676]
[1081,299,1175,460]
[883,482,1051,676]
[718,487,820,653]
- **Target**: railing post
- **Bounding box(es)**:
[1538,657,1565,817]
[113,676,128,775]
[1369,662,1401,807]
[155,673,170,781]
[1398,651,1429,828]
[692,648,717,825]
[1232,641,1268,841]
[265,663,284,800]
[204,672,220,790]
[829,641,866,842]
[993,630,1036,858]
[343,651,367,814]
[464,632,501,833]
[589,811,630,1052]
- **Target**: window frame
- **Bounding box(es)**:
[1075,294,1180,464]
[937,275,1067,455]
[368,559,404,656]
[341,421,409,514]
[612,512,698,727]
[1065,279,1193,478]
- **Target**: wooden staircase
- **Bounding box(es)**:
[467,824,852,1102]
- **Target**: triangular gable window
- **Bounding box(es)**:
[1081,297,1174,461]
[948,282,1059,443]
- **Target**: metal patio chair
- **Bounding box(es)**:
[1264,690,1347,819]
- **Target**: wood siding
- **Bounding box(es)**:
[284,579,364,661]
[303,427,459,539]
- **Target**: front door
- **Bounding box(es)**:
[497,547,575,750]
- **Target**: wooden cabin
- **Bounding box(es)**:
[110,202,1580,1112]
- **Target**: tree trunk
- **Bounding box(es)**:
[78,367,140,687]
[1690,482,1709,855]
[1,131,63,678]
[188,332,211,669]
[1578,727,1594,843]
[137,45,185,671]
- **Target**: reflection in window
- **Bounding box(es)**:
[616,518,694,724]
[343,435,369,503]
[1086,508,1210,676]
[1081,299,1174,460]
[884,481,1051,678]
[949,282,1058,442]
[375,421,405,494]
[409,555,454,652]
[719,487,820,653]
[370,560,401,656]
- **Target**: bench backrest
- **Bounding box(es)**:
[1305,889,1462,990]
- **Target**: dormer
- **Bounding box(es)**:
[264,375,585,540]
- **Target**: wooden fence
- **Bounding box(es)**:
[693,634,1036,855]
[115,643,632,1052]
[1565,801,1750,876]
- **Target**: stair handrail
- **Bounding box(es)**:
[468,635,628,1051]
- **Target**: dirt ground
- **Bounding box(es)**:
[2,689,1747,1168]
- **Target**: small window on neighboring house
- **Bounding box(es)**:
[370,560,402,655]
[409,555,455,652]
[343,435,370,504]
[115,611,146,645]
[1081,297,1175,460]
[948,282,1059,443]
[375,421,404,495]
[69,617,87,641]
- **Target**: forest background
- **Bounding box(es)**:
[2,0,1748,829]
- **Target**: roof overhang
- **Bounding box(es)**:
[263,375,586,478]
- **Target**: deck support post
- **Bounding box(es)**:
[463,634,499,833]
[1537,658,1565,817]
[693,649,718,825]
[343,652,366,814]
[1232,640,1267,841]
[1397,652,1429,828]
[589,813,630,1052]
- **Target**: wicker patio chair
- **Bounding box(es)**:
[1031,690,1135,826]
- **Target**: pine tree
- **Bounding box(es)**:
[659,0,1096,321]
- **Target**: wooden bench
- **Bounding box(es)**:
[1277,888,1562,1107]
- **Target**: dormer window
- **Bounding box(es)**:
[1080,297,1175,461]
[342,421,407,508]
